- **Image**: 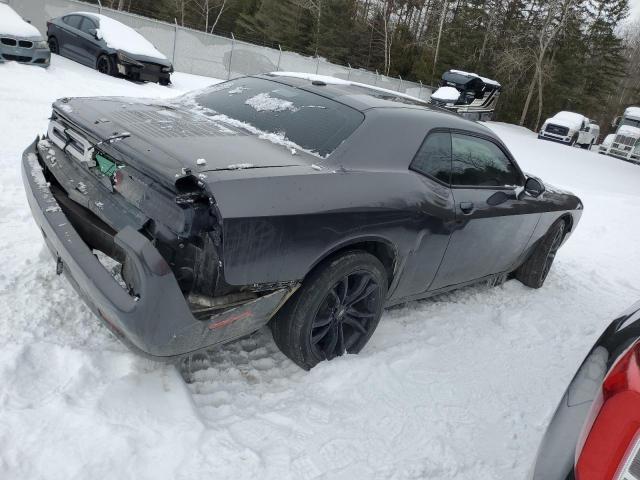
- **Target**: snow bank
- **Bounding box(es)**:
[431,86,460,102]
[0,3,42,38]
[75,12,166,60]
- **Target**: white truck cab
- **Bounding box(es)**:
[601,107,640,163]
[538,111,598,148]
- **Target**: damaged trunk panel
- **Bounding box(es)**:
[27,104,300,359]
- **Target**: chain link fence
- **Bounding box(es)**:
[9,0,434,100]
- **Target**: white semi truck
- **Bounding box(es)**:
[598,107,640,163]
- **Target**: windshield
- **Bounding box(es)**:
[621,117,640,129]
[192,77,364,158]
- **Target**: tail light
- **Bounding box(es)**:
[576,340,640,480]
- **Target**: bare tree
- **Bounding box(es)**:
[432,0,448,83]
[519,0,576,126]
[210,0,227,33]
[294,0,324,55]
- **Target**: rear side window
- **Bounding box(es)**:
[79,17,97,34]
[451,133,520,187]
[410,132,451,184]
[63,15,83,29]
[193,77,364,158]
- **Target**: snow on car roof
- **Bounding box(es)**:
[431,86,460,102]
[448,69,501,87]
[0,3,42,39]
[548,111,585,130]
[74,12,167,60]
[270,71,427,105]
[624,106,640,120]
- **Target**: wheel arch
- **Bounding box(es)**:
[305,236,398,288]
[559,212,574,233]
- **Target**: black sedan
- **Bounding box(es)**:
[21,74,582,369]
[530,301,640,480]
[46,12,173,84]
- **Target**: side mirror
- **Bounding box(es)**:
[612,116,620,128]
[89,29,100,39]
[26,19,32,24]
[524,177,545,198]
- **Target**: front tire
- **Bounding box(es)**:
[96,54,114,76]
[515,219,566,288]
[271,251,388,370]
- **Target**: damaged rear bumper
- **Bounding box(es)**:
[21,138,294,361]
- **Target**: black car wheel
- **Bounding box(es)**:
[271,251,387,370]
[48,36,59,54]
[515,219,566,288]
[96,54,114,76]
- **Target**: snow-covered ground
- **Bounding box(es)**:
[1,56,639,480]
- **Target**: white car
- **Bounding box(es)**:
[0,3,50,67]
[538,112,597,149]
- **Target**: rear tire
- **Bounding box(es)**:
[515,219,566,289]
[96,54,114,76]
[48,36,59,54]
[271,251,388,370]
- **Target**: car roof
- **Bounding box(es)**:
[255,73,494,137]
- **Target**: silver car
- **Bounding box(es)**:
[0,3,50,67]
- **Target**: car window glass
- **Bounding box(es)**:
[63,15,83,29]
[451,133,520,187]
[194,77,364,158]
[79,17,97,34]
[410,132,451,184]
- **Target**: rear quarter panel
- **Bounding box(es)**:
[209,166,453,301]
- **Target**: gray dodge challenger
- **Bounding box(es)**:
[22,74,583,369]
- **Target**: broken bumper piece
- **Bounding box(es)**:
[21,137,293,361]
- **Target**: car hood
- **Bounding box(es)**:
[1,33,44,41]
[51,96,309,190]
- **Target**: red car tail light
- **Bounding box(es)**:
[576,340,640,480]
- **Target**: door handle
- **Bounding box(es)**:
[459,202,474,214]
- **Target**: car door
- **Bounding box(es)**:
[76,16,102,66]
[391,130,456,300]
[58,15,84,63]
[428,131,542,291]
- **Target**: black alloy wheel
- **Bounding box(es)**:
[540,222,565,282]
[96,54,113,75]
[310,271,380,360]
[271,251,388,370]
[515,219,567,288]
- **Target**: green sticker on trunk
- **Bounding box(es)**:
[96,153,117,177]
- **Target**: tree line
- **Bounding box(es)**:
[99,0,637,131]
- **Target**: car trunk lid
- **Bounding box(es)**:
[51,96,308,190]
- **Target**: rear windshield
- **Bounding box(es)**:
[193,77,364,157]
